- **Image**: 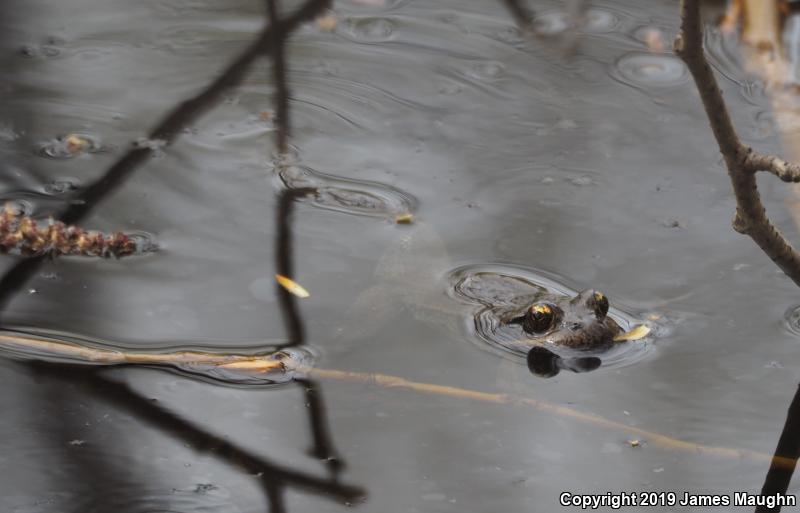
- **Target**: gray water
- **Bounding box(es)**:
[1,0,799,511]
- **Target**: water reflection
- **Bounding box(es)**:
[526,346,600,377]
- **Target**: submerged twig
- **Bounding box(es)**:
[306,367,796,470]
[0,331,289,376]
[2,327,791,470]
[0,205,143,259]
[674,0,800,287]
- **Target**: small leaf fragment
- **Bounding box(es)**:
[628,439,640,448]
[65,134,90,154]
[316,12,338,31]
[614,324,651,342]
[275,274,310,298]
[395,213,414,224]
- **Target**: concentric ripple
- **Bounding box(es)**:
[448,263,655,370]
[783,304,800,337]
[278,164,417,219]
[342,17,396,43]
[533,8,620,36]
[610,52,689,90]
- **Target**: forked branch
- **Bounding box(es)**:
[674,0,800,287]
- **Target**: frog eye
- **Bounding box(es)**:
[588,291,609,319]
[522,303,556,334]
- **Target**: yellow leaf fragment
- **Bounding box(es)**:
[614,324,651,342]
[395,213,414,224]
[275,274,310,298]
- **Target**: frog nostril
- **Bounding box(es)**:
[569,322,582,332]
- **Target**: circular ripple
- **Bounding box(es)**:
[343,17,395,43]
[43,178,80,195]
[533,8,619,36]
[583,8,620,33]
[783,304,800,337]
[465,60,505,81]
[611,52,689,89]
[278,164,417,219]
[127,231,159,254]
[448,263,655,370]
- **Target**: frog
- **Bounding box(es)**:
[339,222,635,375]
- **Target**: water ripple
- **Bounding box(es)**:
[783,304,800,337]
[610,52,689,90]
[533,7,620,36]
[277,164,416,219]
[342,17,396,43]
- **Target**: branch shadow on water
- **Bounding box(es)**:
[2,0,360,510]
[757,384,800,512]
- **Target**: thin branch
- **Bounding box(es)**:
[674,0,800,287]
[745,151,800,182]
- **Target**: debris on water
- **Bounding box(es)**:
[614,324,651,342]
[316,12,339,32]
[0,124,19,142]
[275,274,311,298]
[628,439,641,448]
[68,439,86,446]
[0,204,147,259]
[661,218,685,229]
[44,178,80,195]
[38,133,102,159]
[194,484,218,494]
[134,137,167,151]
[395,213,414,224]
[569,175,595,186]
[642,27,667,53]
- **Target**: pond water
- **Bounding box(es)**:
[1,0,800,511]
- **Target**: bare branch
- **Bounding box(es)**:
[674,0,800,287]
[744,150,800,182]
